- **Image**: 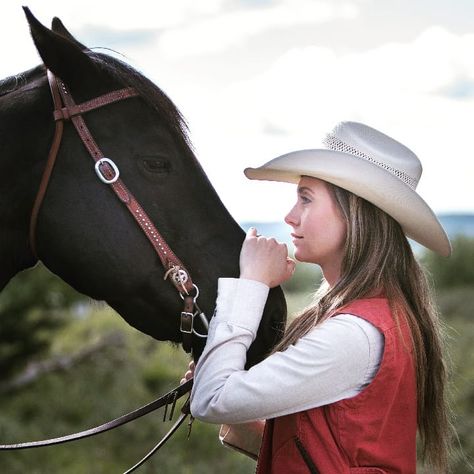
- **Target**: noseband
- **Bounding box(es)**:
[29,70,208,354]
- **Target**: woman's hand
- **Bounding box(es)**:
[239,227,295,288]
[180,360,195,385]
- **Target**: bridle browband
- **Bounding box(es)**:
[0,70,211,471]
[30,70,209,354]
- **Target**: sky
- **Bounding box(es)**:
[2,0,474,223]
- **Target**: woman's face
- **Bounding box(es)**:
[284,177,347,277]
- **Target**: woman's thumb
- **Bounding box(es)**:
[247,227,258,238]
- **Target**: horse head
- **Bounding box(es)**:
[0,8,286,364]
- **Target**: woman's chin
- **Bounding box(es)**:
[293,249,319,265]
[293,249,306,262]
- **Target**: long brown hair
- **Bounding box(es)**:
[274,182,452,473]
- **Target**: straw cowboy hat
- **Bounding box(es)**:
[244,121,451,257]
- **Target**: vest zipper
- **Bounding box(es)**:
[294,436,320,474]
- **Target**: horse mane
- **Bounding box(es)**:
[0,53,192,149]
[89,51,192,148]
[0,66,44,97]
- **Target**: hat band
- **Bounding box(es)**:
[323,134,418,189]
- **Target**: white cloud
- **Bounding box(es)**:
[16,0,228,30]
[157,0,359,58]
[192,26,474,220]
[0,0,358,77]
[0,0,234,78]
[222,26,474,131]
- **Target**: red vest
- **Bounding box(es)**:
[256,297,417,474]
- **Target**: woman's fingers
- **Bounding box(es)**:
[179,370,192,385]
[180,360,195,384]
[240,228,294,287]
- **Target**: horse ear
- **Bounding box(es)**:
[23,7,100,91]
[51,16,87,50]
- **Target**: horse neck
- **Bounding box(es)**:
[0,71,51,290]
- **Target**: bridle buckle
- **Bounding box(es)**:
[95,157,120,184]
[180,311,194,334]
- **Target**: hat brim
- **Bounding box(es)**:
[244,149,451,257]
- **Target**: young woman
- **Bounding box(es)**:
[185,121,452,473]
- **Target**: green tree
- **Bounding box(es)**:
[0,264,87,379]
[422,235,474,291]
[422,236,474,472]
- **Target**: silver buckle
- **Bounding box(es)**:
[95,158,120,184]
[180,312,194,334]
[179,284,199,301]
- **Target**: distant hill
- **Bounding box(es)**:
[240,214,474,254]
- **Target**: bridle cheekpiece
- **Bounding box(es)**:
[29,70,208,354]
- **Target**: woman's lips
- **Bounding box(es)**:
[291,233,303,241]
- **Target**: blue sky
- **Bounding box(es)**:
[2,0,473,222]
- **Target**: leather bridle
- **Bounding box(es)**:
[0,70,210,471]
[30,70,209,354]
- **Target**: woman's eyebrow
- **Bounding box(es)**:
[297,186,315,195]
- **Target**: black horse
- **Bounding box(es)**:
[0,9,286,365]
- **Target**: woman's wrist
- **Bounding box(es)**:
[239,273,269,286]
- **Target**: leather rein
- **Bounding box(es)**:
[0,70,209,472]
[1,380,194,474]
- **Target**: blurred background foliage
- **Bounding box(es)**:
[0,236,473,473]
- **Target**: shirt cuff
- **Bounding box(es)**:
[213,278,270,335]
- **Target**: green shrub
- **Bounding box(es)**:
[422,236,474,290]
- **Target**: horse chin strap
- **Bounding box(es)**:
[29,70,209,354]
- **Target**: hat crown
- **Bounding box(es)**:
[324,121,422,189]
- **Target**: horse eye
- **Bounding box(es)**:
[142,158,171,174]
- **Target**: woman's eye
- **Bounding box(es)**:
[300,196,311,204]
[142,158,171,174]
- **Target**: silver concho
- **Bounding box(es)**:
[172,268,189,286]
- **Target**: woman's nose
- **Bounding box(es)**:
[285,205,298,227]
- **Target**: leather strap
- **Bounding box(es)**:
[56,74,195,294]
[123,401,191,474]
[180,295,195,353]
[30,71,196,296]
[0,378,193,450]
[29,71,64,258]
[53,87,137,121]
